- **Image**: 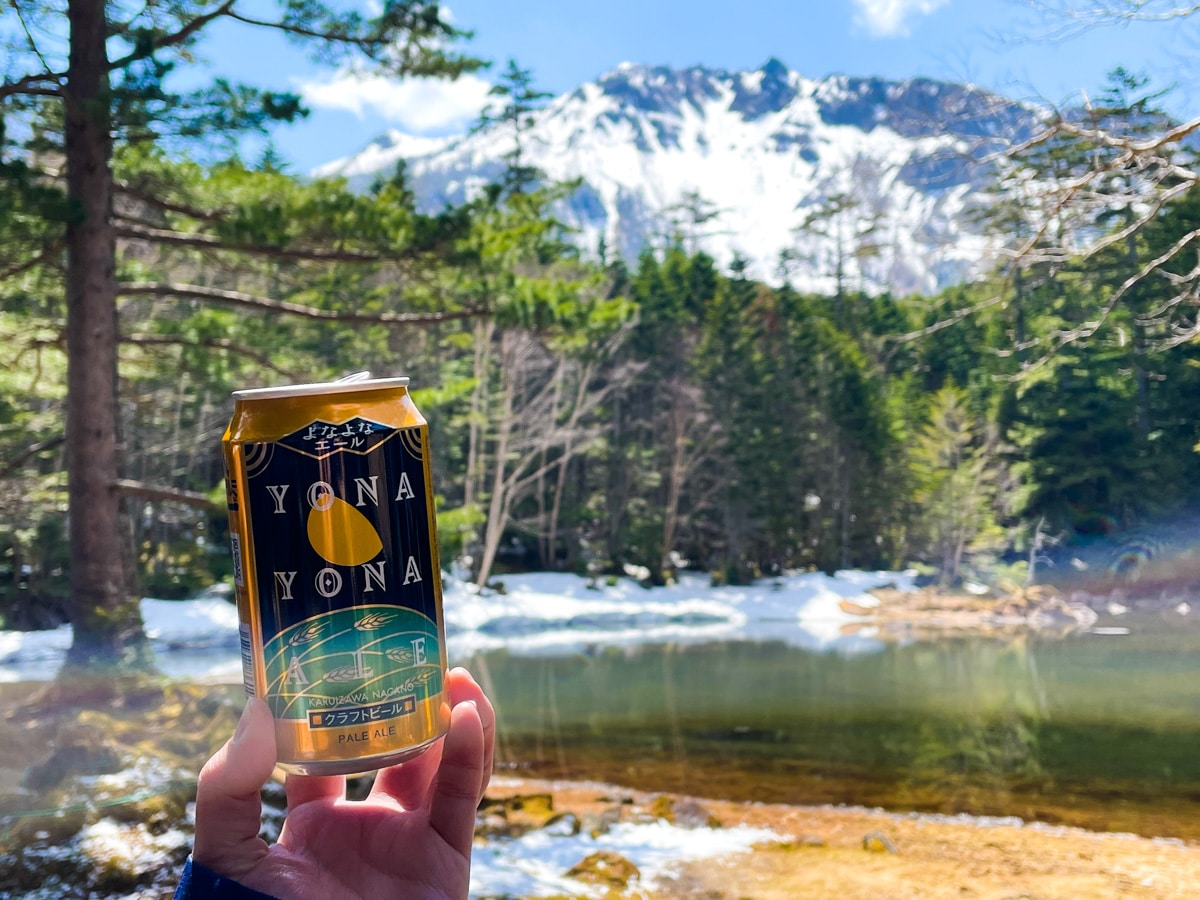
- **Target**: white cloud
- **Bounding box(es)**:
[851,0,951,37]
[295,70,493,134]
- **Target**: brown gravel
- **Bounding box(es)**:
[487,777,1200,899]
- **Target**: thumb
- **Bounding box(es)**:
[192,697,277,878]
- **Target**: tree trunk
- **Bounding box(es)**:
[464,318,494,513]
[535,374,561,568]
[660,385,688,581]
[603,387,630,569]
[475,334,518,588]
[834,228,845,328]
[63,0,149,670]
[547,360,592,574]
[838,448,851,572]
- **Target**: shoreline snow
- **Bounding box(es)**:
[0,569,916,682]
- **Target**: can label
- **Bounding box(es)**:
[240,415,443,741]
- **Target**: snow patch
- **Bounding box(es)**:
[470,819,784,898]
[0,570,914,681]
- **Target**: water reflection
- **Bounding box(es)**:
[467,620,1200,840]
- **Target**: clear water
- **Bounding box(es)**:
[464,616,1200,840]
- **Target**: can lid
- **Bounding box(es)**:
[232,373,410,400]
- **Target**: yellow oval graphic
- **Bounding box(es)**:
[307,493,384,566]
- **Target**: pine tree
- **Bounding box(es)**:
[474,58,553,197]
[1,0,481,671]
[911,385,1006,585]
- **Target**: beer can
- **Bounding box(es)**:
[221,373,449,774]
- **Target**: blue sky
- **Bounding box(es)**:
[203,0,1200,173]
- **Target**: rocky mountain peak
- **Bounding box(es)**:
[316,60,1044,294]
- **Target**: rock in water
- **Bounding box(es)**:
[566,850,641,888]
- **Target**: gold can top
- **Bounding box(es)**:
[232,372,409,401]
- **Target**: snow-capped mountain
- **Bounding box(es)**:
[316,59,1042,294]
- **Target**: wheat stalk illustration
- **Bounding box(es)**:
[290,622,327,645]
[324,664,373,683]
[355,613,396,631]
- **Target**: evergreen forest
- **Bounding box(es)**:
[4,2,1200,646]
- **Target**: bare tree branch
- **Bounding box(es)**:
[0,72,64,100]
[1021,0,1200,40]
[1023,176,1191,267]
[224,9,398,49]
[9,0,53,73]
[892,292,1009,344]
[0,241,65,282]
[113,478,218,510]
[113,182,225,222]
[117,281,488,326]
[937,78,1200,364]
[121,332,301,378]
[1051,112,1200,156]
[107,0,236,71]
[0,435,64,479]
[1022,227,1200,369]
[113,222,387,263]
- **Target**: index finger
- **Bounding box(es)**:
[370,667,495,807]
[446,667,495,801]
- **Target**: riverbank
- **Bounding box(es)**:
[1,676,1198,898]
[849,583,1103,639]
[483,776,1200,899]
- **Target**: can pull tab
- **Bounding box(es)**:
[336,371,372,383]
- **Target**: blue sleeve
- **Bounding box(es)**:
[173,857,280,900]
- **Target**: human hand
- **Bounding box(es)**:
[191,667,495,900]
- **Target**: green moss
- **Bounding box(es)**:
[565,850,640,888]
[2,807,88,851]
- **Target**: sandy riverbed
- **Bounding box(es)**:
[486,777,1200,899]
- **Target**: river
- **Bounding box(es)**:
[463,615,1200,841]
[3,573,1196,842]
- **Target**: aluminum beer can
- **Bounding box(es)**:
[221,374,449,774]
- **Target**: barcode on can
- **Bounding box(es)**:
[230,531,244,587]
[239,623,255,697]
